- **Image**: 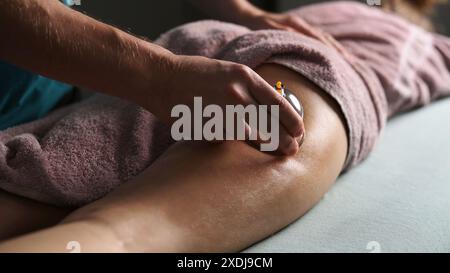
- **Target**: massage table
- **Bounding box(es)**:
[246,97,450,253]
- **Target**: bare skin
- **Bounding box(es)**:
[0,190,71,242]
[0,0,304,155]
[0,64,347,252]
[0,0,438,252]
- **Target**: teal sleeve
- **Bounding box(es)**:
[0,61,74,130]
[0,1,79,130]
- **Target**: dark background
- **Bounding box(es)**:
[73,0,450,39]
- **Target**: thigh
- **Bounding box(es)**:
[0,189,71,241]
[71,64,348,252]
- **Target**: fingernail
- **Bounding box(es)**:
[297,131,305,147]
[294,124,304,137]
[291,119,304,138]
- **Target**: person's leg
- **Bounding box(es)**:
[0,189,71,241]
[60,63,348,252]
[0,63,347,252]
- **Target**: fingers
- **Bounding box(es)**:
[247,71,304,138]
[263,15,337,51]
[277,122,299,155]
[263,19,296,32]
[227,82,269,141]
[282,15,315,35]
[227,66,305,155]
[172,56,305,155]
[281,15,338,48]
[250,13,330,46]
[252,116,300,156]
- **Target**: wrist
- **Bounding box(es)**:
[110,28,176,115]
[142,50,181,122]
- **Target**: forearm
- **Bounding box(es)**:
[189,0,266,23]
[0,0,173,108]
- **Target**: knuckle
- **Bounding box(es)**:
[285,15,298,23]
[234,64,253,78]
[226,84,246,103]
[274,93,287,108]
[264,17,275,25]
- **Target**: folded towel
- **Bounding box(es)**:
[1,1,449,206]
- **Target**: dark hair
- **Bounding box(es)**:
[408,0,438,11]
[383,0,443,30]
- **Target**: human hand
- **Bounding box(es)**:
[238,11,341,50]
[240,11,313,33]
[238,11,350,59]
[189,0,343,53]
[150,55,305,155]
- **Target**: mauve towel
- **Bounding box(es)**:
[1,1,449,206]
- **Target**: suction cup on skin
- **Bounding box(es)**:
[274,81,304,118]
